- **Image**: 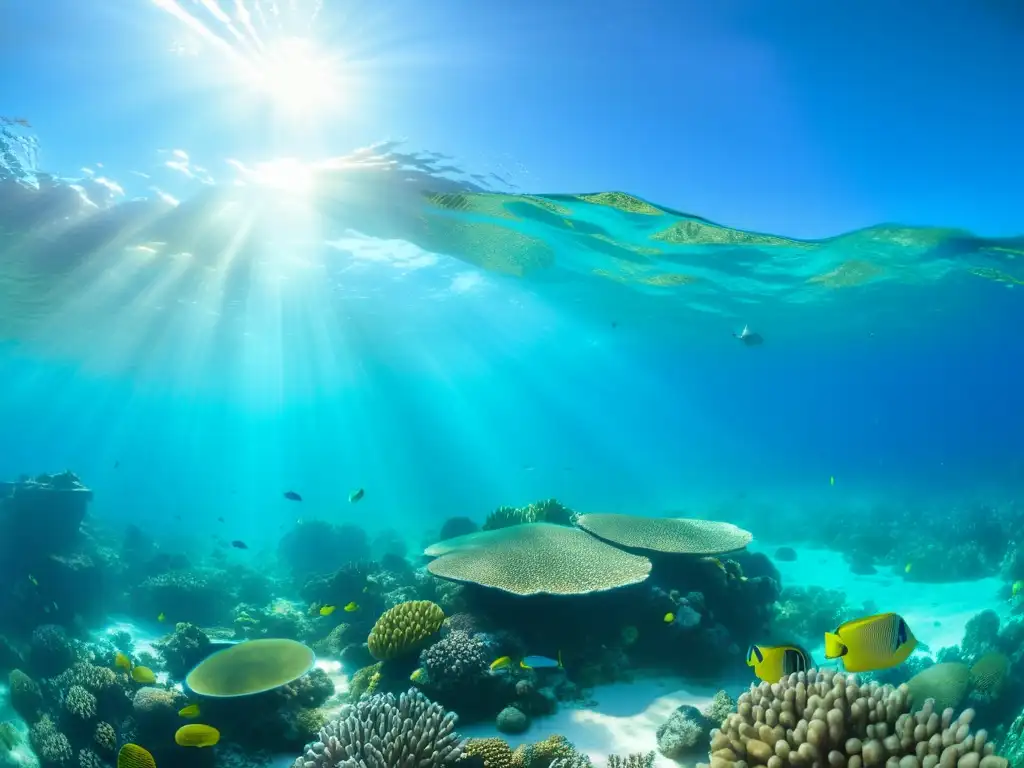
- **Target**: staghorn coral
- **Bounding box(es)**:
[63,685,98,721]
[92,722,116,753]
[700,669,1008,768]
[10,669,44,722]
[30,715,73,767]
[291,688,464,768]
[367,601,445,661]
[575,514,751,555]
[464,738,516,768]
[425,524,652,596]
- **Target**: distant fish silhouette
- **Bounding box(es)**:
[284,491,302,502]
[230,540,249,550]
[348,488,364,503]
[733,325,764,347]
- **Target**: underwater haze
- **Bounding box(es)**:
[1,3,1024,768]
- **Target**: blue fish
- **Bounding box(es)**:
[520,652,563,670]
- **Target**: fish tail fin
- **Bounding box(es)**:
[823,632,847,659]
[519,660,529,669]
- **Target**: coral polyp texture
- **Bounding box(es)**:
[367,600,445,661]
[291,688,464,768]
[424,523,652,596]
[575,513,753,555]
[701,669,1007,768]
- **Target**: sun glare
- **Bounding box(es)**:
[247,37,344,117]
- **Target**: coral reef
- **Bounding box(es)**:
[153,622,210,679]
[495,706,529,735]
[701,669,1007,768]
[656,704,711,760]
[367,601,445,661]
[483,499,578,531]
[291,688,464,768]
[278,521,372,580]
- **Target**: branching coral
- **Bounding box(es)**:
[93,722,116,753]
[483,499,577,531]
[420,630,488,689]
[64,685,98,721]
[291,688,464,768]
[701,669,1008,768]
[30,714,73,767]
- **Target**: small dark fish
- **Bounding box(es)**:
[230,540,249,550]
[611,320,618,328]
[217,517,224,523]
[284,491,302,502]
[349,488,364,503]
[114,461,120,469]
[174,515,181,520]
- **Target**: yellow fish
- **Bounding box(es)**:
[157,612,165,622]
[130,666,157,684]
[489,656,512,671]
[824,612,916,673]
[28,575,38,586]
[747,644,812,683]
[114,652,131,671]
[117,744,156,768]
[174,724,220,748]
[319,605,337,616]
[663,612,675,623]
[904,563,912,574]
[410,668,427,683]
[343,602,359,612]
[178,704,200,719]
[1013,581,1024,598]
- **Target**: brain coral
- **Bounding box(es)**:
[367,601,445,661]
[906,662,971,713]
[575,514,752,555]
[291,688,464,768]
[701,668,1007,768]
[424,523,652,596]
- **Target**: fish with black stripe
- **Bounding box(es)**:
[824,612,917,673]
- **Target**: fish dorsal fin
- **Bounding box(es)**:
[836,612,894,634]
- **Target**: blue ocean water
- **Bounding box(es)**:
[3,6,1024,768]
[1,146,1022,551]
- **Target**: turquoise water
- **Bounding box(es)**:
[1,136,1023,550]
[3,74,1024,768]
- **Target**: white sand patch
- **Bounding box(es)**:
[752,543,1011,662]
[462,677,733,768]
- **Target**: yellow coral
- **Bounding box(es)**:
[465,738,516,768]
[347,662,382,700]
[515,735,577,768]
[970,652,1010,698]
[367,601,444,661]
